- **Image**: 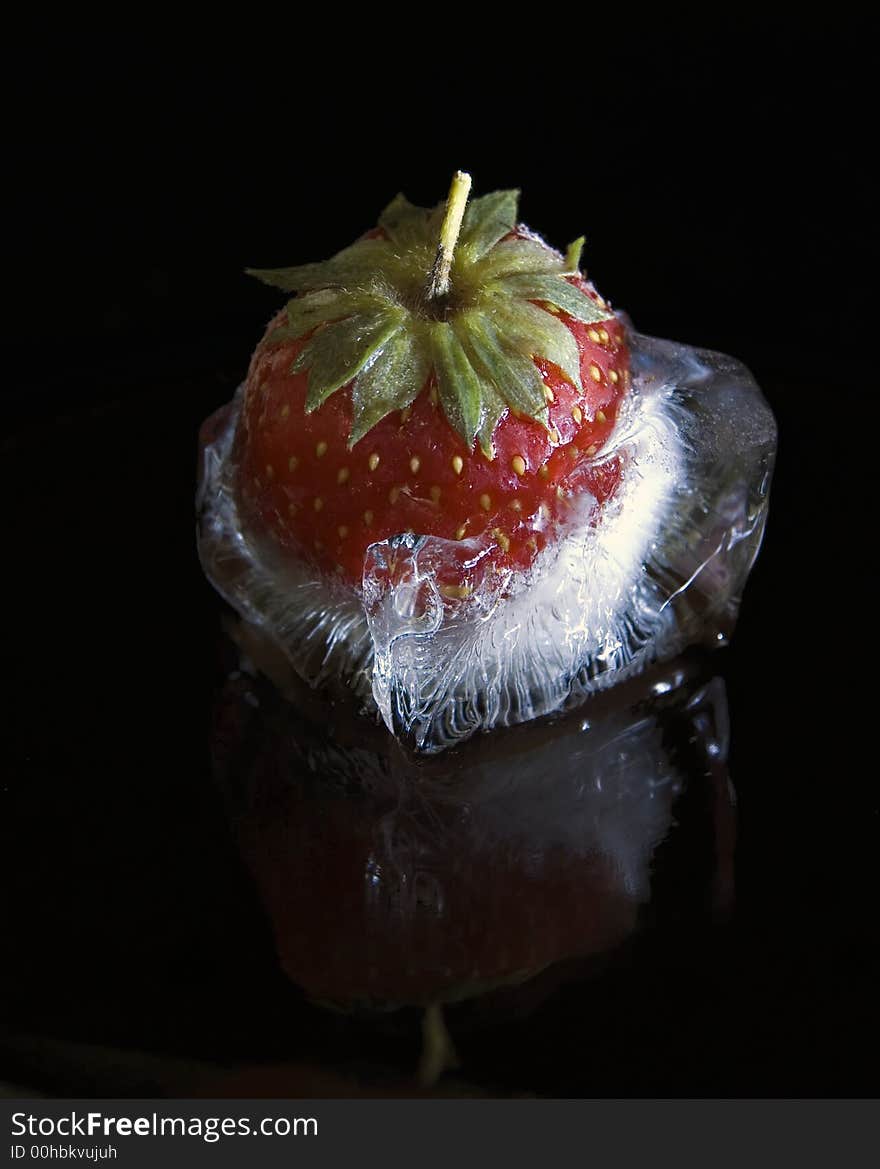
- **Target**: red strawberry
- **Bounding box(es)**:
[237,173,629,596]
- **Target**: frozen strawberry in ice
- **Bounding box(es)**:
[197,172,776,751]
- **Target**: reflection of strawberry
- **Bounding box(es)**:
[211,642,735,1016]
[209,650,685,1013]
[237,173,629,588]
[225,701,640,1011]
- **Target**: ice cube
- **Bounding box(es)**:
[197,331,775,752]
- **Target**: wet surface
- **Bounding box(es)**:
[1,374,877,1097]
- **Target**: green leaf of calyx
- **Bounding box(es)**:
[378,193,434,250]
[486,298,584,391]
[477,383,508,459]
[430,322,485,449]
[470,236,565,283]
[294,307,406,413]
[349,329,431,448]
[457,189,520,261]
[457,313,549,424]
[563,236,585,273]
[266,288,381,345]
[492,273,614,325]
[246,238,392,294]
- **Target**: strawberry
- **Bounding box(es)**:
[237,173,629,596]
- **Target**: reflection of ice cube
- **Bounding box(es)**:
[198,331,775,752]
[212,655,732,1010]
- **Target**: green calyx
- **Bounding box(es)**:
[247,179,614,456]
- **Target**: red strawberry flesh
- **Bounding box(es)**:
[237,293,629,590]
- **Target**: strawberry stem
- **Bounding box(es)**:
[427,170,472,300]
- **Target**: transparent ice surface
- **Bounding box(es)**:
[197,331,776,752]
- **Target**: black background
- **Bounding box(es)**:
[1,19,876,1096]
